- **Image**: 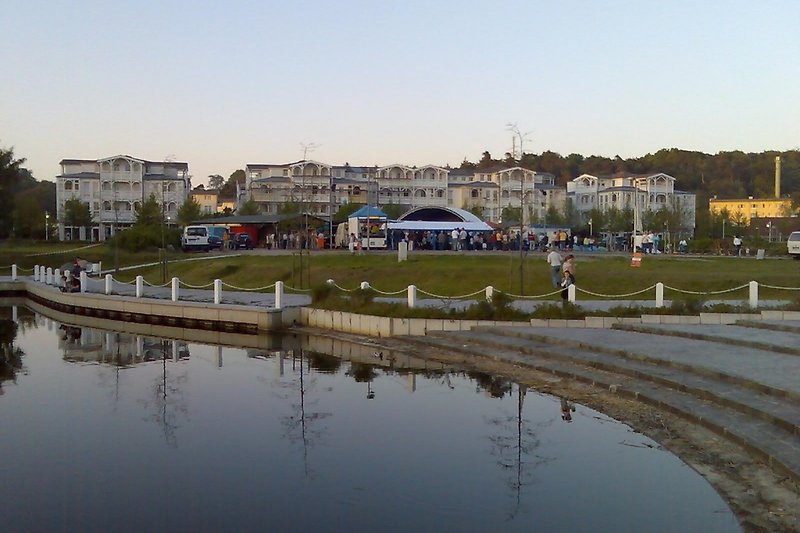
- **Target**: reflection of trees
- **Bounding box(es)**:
[137,340,188,448]
[0,319,25,393]
[306,351,342,374]
[486,384,555,521]
[469,370,514,398]
[275,349,332,478]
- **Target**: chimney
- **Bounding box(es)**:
[775,156,781,198]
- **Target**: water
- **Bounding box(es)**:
[0,303,739,532]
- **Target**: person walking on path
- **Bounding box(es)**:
[562,254,576,282]
[546,247,563,288]
[733,235,743,256]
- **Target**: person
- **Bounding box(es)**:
[349,233,357,254]
[733,235,742,256]
[560,269,575,302]
[71,258,83,292]
[562,254,576,282]
[546,247,563,288]
[560,398,575,422]
[679,238,688,254]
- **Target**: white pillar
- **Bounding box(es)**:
[54,269,61,289]
[214,279,222,304]
[485,285,494,303]
[749,281,759,309]
[655,282,664,308]
[80,271,87,293]
[46,267,53,285]
[12,305,17,322]
[275,280,284,309]
[568,284,576,303]
[407,284,417,308]
[360,281,370,290]
[135,275,144,298]
[171,277,179,301]
[33,265,39,281]
[11,264,17,280]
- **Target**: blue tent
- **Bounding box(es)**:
[350,206,388,218]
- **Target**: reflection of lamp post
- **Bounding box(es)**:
[45,211,50,241]
[588,218,593,237]
[766,221,772,243]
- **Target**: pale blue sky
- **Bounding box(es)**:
[2,0,798,185]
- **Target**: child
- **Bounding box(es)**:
[560,269,575,301]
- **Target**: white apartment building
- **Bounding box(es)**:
[56,155,190,241]
[244,159,559,224]
[567,172,696,232]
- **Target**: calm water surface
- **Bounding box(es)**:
[0,304,739,532]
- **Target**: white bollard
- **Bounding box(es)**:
[749,281,759,309]
[568,284,576,303]
[54,269,61,289]
[171,277,179,301]
[398,241,408,262]
[275,280,284,310]
[34,265,39,282]
[11,264,17,281]
[326,278,335,285]
[655,282,664,308]
[214,279,222,304]
[136,276,144,298]
[360,281,370,290]
[46,267,53,285]
[407,285,417,308]
[485,285,494,303]
[105,274,113,295]
[80,271,87,293]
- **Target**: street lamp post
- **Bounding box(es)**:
[45,211,50,241]
[588,218,593,237]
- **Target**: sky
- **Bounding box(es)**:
[2,0,799,186]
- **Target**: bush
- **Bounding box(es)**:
[111,225,181,252]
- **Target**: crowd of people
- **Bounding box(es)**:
[386,228,588,252]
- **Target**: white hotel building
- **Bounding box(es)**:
[244,159,560,224]
[56,155,190,241]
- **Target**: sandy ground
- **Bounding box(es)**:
[312,329,800,533]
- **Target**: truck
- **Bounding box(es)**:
[788,231,800,259]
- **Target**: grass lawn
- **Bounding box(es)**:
[3,241,798,301]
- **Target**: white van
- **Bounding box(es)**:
[182,225,210,252]
[788,231,800,259]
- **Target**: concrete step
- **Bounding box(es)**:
[611,323,800,356]
[736,319,800,334]
[474,326,800,401]
[403,333,800,484]
[430,329,800,437]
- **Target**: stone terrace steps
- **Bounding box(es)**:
[400,330,800,484]
[435,329,800,438]
[479,327,800,401]
[611,323,800,356]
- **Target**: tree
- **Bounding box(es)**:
[220,169,246,198]
[0,145,26,238]
[381,203,405,220]
[12,180,55,238]
[176,195,202,227]
[134,194,163,227]
[333,201,364,223]
[237,198,260,215]
[278,200,302,216]
[61,198,93,236]
[208,174,224,190]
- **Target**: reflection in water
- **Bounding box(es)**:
[0,318,25,393]
[0,303,740,532]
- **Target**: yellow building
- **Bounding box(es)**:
[190,188,220,215]
[709,197,794,220]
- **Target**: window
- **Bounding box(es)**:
[353,186,361,196]
[74,181,79,190]
[102,181,111,191]
[103,201,111,210]
[65,181,72,190]
[471,189,479,198]
[93,202,99,211]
